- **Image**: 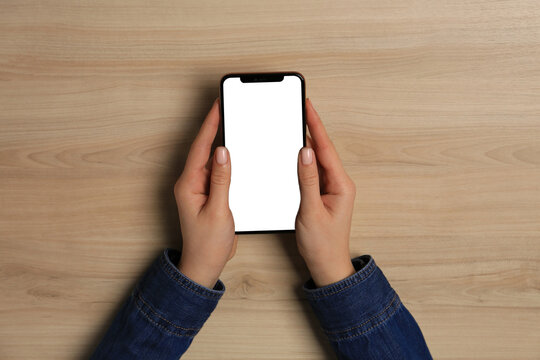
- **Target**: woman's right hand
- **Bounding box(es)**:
[295,99,357,287]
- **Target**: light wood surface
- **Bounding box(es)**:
[1,1,539,359]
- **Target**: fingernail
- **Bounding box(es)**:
[216,146,228,165]
[301,147,313,165]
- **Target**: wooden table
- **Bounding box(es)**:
[1,1,539,359]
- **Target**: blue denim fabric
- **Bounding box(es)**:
[90,249,224,360]
[91,250,431,359]
[304,255,432,359]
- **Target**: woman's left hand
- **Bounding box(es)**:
[174,99,237,288]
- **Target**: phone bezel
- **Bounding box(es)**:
[219,72,307,234]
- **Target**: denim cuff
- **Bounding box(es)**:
[303,255,402,341]
[133,248,225,337]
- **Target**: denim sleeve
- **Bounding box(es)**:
[303,256,432,360]
[90,248,224,360]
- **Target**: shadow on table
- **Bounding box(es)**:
[80,84,219,358]
[156,84,222,251]
[277,233,337,360]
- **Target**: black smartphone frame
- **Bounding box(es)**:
[219,72,306,234]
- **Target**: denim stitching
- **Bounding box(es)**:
[159,255,219,298]
[161,252,224,298]
[133,292,195,338]
[327,294,402,341]
[159,253,222,299]
[135,289,200,331]
[324,293,399,335]
[333,300,401,341]
[307,259,377,300]
[161,260,217,298]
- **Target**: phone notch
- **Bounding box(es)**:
[240,74,284,83]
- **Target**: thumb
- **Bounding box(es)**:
[297,147,322,209]
[206,146,231,210]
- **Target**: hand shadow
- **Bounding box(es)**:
[80,85,219,359]
[156,85,221,251]
[277,233,337,359]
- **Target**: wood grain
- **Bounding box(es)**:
[1,1,539,359]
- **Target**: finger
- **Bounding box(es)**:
[297,147,323,209]
[184,99,220,173]
[206,146,231,210]
[228,235,238,260]
[204,154,213,171]
[306,99,348,191]
[306,135,323,179]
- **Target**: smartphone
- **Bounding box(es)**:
[220,72,306,233]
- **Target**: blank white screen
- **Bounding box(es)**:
[223,75,304,232]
